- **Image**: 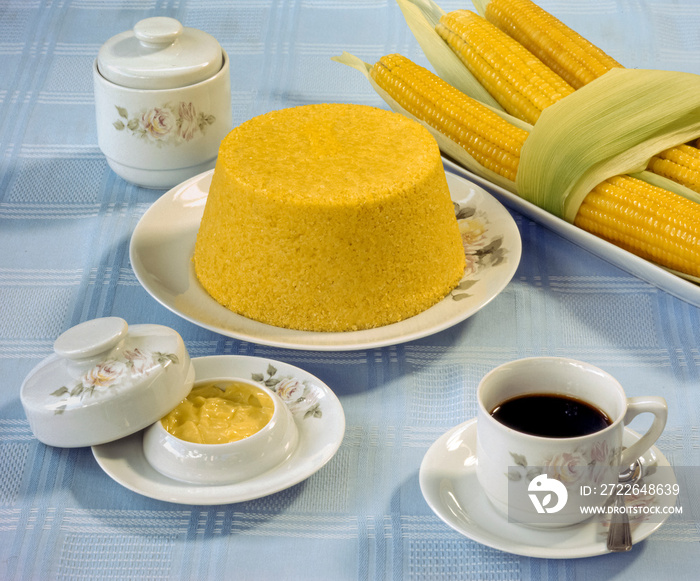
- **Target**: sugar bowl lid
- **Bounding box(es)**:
[97,17,223,89]
[20,317,194,448]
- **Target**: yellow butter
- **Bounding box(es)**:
[161,381,274,444]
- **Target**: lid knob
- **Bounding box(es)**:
[133,17,183,49]
[53,317,128,361]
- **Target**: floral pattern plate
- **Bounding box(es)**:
[419,418,678,559]
[91,355,345,505]
[129,169,522,351]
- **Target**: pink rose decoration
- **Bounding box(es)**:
[123,347,155,375]
[545,451,589,484]
[141,107,175,139]
[178,102,198,141]
[82,360,126,388]
[463,254,480,277]
[590,440,610,463]
[275,377,305,402]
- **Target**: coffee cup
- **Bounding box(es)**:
[476,357,667,527]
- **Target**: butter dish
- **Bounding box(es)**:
[20,317,194,448]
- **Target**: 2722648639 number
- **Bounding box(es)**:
[598,482,680,496]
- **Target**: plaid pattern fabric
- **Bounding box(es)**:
[1,1,699,579]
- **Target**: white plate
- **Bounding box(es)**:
[419,418,677,559]
[92,355,345,505]
[129,169,521,351]
[443,159,700,307]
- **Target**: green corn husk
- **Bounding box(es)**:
[395,0,503,110]
[471,0,490,16]
[519,67,700,221]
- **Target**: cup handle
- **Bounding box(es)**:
[618,396,667,467]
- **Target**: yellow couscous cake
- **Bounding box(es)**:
[193,103,465,332]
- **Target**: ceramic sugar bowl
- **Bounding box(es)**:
[94,17,232,189]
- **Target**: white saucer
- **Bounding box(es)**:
[129,169,521,351]
[419,418,677,559]
[92,355,345,505]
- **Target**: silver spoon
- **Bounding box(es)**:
[606,459,643,552]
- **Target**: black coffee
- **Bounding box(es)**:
[490,393,611,438]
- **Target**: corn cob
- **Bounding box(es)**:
[370,54,700,277]
[370,53,526,181]
[435,9,573,125]
[647,144,700,193]
[575,176,700,276]
[476,0,700,194]
[482,0,622,90]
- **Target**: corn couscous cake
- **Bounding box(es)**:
[193,103,465,332]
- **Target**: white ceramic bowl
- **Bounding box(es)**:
[142,377,300,485]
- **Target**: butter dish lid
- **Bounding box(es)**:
[20,317,194,448]
[97,17,223,89]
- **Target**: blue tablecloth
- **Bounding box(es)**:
[1,0,699,579]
